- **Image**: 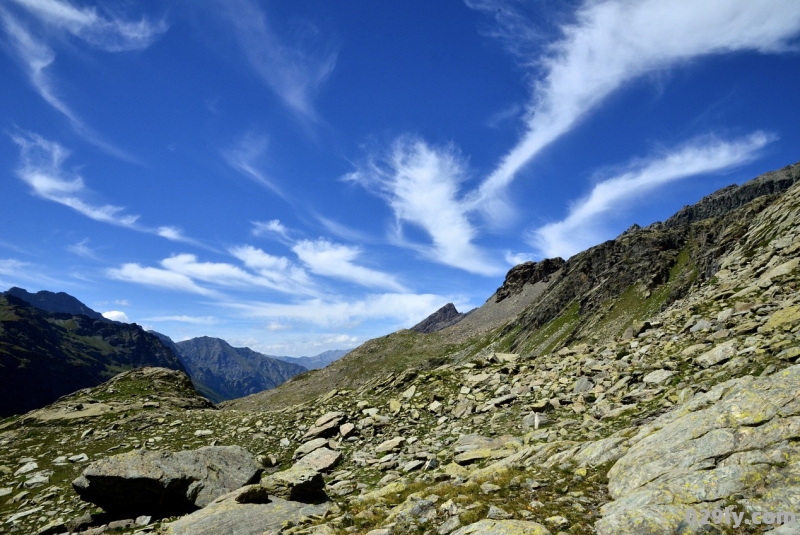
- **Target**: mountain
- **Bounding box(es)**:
[0,294,184,417]
[162,335,307,403]
[3,286,107,321]
[3,160,800,535]
[410,303,472,333]
[274,349,351,370]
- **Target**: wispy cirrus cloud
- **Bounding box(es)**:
[345,137,503,276]
[12,132,140,226]
[223,134,284,197]
[467,0,800,221]
[11,132,203,244]
[67,238,97,259]
[531,132,774,258]
[219,0,337,119]
[292,239,407,292]
[0,0,166,157]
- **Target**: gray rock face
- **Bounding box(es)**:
[164,487,330,535]
[260,465,326,503]
[411,303,470,333]
[72,446,260,516]
[595,364,800,535]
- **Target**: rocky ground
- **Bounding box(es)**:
[2,175,800,534]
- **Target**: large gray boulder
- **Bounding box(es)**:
[163,485,330,535]
[72,446,260,516]
[595,364,800,534]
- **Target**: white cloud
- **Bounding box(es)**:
[229,245,316,295]
[67,238,96,259]
[226,292,457,329]
[219,0,337,118]
[102,310,129,322]
[108,249,317,298]
[144,315,219,325]
[223,134,284,196]
[11,132,140,226]
[292,239,407,292]
[107,263,216,296]
[345,138,503,276]
[252,219,288,238]
[114,299,129,306]
[531,132,773,258]
[469,0,800,220]
[9,0,167,51]
[504,251,536,266]
[266,321,290,331]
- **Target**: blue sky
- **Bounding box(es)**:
[1,0,799,356]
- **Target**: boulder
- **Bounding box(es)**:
[303,412,346,440]
[596,364,800,535]
[260,465,326,503]
[163,487,330,535]
[295,447,341,472]
[294,438,328,459]
[71,446,260,516]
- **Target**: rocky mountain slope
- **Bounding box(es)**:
[163,336,307,403]
[3,287,107,322]
[1,160,800,535]
[0,295,185,417]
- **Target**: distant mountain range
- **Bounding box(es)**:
[274,349,350,370]
[152,334,308,404]
[0,294,183,417]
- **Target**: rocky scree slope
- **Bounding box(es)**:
[226,161,800,412]
[0,296,185,417]
[1,161,800,534]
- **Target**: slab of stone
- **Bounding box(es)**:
[293,438,328,459]
[695,340,737,368]
[375,437,405,453]
[71,445,260,516]
[260,465,326,503]
[642,369,675,385]
[164,491,329,535]
[294,447,341,472]
[596,364,800,535]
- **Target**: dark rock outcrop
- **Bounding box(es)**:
[411,303,470,333]
[72,446,260,516]
[495,258,566,303]
[3,287,107,321]
[662,161,800,228]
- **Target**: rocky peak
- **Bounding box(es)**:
[495,258,566,303]
[410,303,469,334]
